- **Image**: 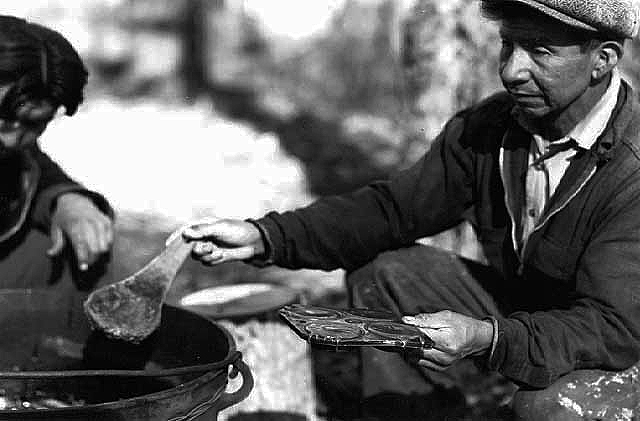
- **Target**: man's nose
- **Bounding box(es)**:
[500,47,531,87]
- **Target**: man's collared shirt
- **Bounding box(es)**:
[517,69,621,251]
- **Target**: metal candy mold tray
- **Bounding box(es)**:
[279,304,433,351]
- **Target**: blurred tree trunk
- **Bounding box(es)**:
[400,0,501,262]
[621,38,640,89]
[401,0,501,157]
[181,0,209,100]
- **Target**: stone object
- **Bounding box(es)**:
[513,362,640,420]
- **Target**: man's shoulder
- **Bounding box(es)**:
[614,81,640,160]
[454,91,515,131]
[441,91,514,151]
[464,91,514,119]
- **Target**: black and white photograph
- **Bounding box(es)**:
[0,0,638,420]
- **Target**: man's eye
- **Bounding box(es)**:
[526,44,551,55]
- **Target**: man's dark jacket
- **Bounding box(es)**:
[257,80,640,388]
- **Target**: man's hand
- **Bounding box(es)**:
[402,310,493,371]
[182,219,265,265]
[47,193,114,271]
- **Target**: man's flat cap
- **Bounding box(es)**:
[484,0,640,38]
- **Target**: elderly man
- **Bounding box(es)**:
[185,0,640,419]
[0,16,113,297]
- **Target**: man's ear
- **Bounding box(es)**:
[592,41,624,80]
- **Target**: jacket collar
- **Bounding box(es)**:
[500,80,636,261]
[592,79,634,164]
[569,69,621,151]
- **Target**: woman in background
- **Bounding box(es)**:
[0,16,114,297]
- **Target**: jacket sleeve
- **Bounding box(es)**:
[256,112,476,272]
[489,172,640,388]
[29,146,114,232]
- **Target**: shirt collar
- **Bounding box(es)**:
[568,68,621,150]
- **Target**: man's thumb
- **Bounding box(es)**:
[47,226,66,257]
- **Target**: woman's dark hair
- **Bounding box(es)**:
[0,15,88,117]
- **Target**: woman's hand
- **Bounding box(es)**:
[47,192,114,271]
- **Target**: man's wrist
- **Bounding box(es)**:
[244,219,274,266]
[473,318,494,356]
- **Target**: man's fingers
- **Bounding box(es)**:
[193,243,256,266]
[167,218,219,245]
[405,345,453,372]
[192,241,214,256]
[199,251,224,265]
[416,327,451,348]
[403,314,449,329]
[403,315,449,339]
[46,226,66,257]
[222,246,256,261]
[403,314,432,326]
[183,223,224,241]
[417,358,450,372]
[420,348,455,366]
[192,241,225,266]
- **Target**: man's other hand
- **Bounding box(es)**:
[47,193,114,271]
[403,310,493,371]
[182,219,265,265]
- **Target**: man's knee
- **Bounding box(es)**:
[347,249,397,308]
[346,245,454,308]
[512,386,582,421]
[347,249,395,291]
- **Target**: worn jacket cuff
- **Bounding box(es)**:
[244,218,275,267]
[485,316,558,388]
[486,316,512,372]
[252,212,287,265]
[482,316,499,364]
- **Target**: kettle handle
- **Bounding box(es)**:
[168,357,254,421]
[217,358,254,411]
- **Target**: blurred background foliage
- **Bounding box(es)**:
[18,0,638,195]
[11,0,640,340]
[87,0,503,178]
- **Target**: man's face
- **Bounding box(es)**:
[498,15,599,122]
[0,84,56,157]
